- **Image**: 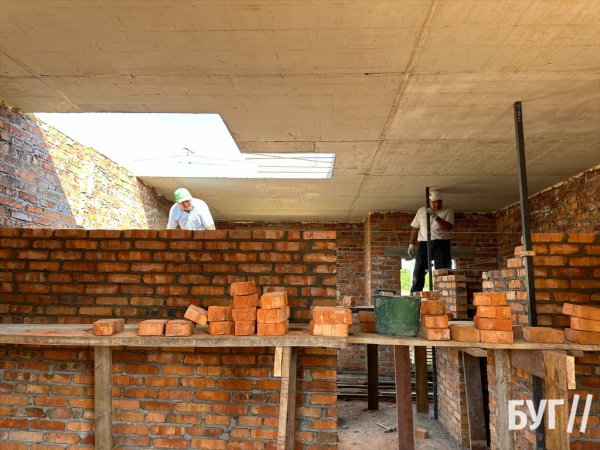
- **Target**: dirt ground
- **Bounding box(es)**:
[337,399,464,450]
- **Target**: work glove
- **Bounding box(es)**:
[426,208,438,220]
[407,244,415,259]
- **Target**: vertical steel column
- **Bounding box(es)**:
[514,101,544,449]
[425,187,438,420]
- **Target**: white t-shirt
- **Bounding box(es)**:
[411,206,454,241]
[167,198,215,230]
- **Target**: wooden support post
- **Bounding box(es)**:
[544,351,573,450]
[274,346,283,377]
[494,349,513,450]
[462,352,487,450]
[367,344,379,410]
[415,346,428,413]
[277,347,298,450]
[94,346,112,450]
[395,345,415,450]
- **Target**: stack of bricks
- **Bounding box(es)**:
[358,311,376,333]
[257,291,289,336]
[231,281,259,336]
[309,306,353,337]
[418,291,450,340]
[563,303,600,344]
[433,269,468,319]
[473,292,514,343]
[208,306,234,335]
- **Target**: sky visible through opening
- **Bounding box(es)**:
[34,113,334,179]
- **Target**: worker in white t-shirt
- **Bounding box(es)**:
[166,188,215,231]
[407,190,454,294]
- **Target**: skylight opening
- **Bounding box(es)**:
[33,113,335,179]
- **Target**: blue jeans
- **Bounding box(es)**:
[410,240,452,294]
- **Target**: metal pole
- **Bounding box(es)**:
[425,187,438,420]
[514,101,544,449]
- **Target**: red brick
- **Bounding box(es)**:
[564,328,600,345]
[235,321,256,336]
[523,327,564,343]
[477,305,511,319]
[473,292,507,306]
[421,315,448,329]
[93,318,125,336]
[257,321,289,336]
[476,318,512,331]
[420,301,445,315]
[480,330,514,344]
[257,307,289,324]
[303,231,336,240]
[208,321,234,335]
[359,322,377,333]
[233,294,259,309]
[358,311,375,323]
[563,303,600,321]
[165,320,196,337]
[420,291,441,299]
[311,307,352,325]
[184,305,209,326]
[260,291,287,309]
[570,317,600,332]
[138,320,167,336]
[309,322,348,337]
[231,281,256,296]
[232,308,257,322]
[449,324,480,342]
[418,325,450,341]
[208,306,233,322]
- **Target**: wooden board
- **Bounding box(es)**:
[544,351,571,450]
[395,345,415,450]
[463,352,487,450]
[347,331,599,351]
[494,349,514,450]
[276,347,298,450]
[415,346,428,413]
[94,346,112,450]
[366,344,379,411]
[0,324,346,348]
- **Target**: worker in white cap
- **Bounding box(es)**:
[407,190,454,294]
[167,188,215,230]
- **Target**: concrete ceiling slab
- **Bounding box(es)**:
[1,0,599,221]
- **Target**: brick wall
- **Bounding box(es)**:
[0,344,338,450]
[484,233,600,450]
[0,228,336,323]
[0,102,171,230]
[0,227,339,449]
[496,165,600,265]
[437,348,469,447]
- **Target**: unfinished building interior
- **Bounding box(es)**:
[0,1,599,450]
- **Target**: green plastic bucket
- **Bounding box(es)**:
[373,295,421,337]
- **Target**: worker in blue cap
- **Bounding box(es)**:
[407,190,454,294]
[167,188,215,230]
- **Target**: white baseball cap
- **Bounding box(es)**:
[429,191,443,201]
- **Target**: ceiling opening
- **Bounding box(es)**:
[34,113,335,179]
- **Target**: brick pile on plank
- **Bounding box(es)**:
[231,281,258,336]
[563,303,600,345]
[310,306,353,337]
[472,291,514,343]
[358,311,376,333]
[418,291,450,340]
[257,291,290,336]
